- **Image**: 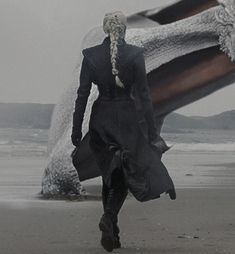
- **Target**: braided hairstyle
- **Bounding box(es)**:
[103,11,127,88]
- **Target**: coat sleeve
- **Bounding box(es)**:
[71,55,94,139]
[133,50,158,142]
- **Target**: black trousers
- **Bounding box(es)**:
[101,166,128,230]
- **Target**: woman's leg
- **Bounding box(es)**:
[107,167,128,222]
[109,175,128,249]
[89,130,128,250]
[101,167,128,249]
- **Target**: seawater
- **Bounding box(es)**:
[162,129,235,152]
[0,127,235,201]
[0,128,48,157]
[0,128,235,156]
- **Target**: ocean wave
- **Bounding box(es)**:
[171,142,235,152]
[0,143,48,157]
[0,140,9,145]
[1,140,235,154]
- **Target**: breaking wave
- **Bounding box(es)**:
[170,142,235,152]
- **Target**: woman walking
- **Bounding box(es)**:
[71,11,176,252]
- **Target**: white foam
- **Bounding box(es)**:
[171,142,235,152]
[0,140,9,145]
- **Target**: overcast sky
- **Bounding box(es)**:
[1,0,235,116]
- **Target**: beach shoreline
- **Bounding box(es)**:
[0,150,235,253]
[0,188,234,254]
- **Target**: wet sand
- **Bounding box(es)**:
[0,151,235,253]
[0,188,235,254]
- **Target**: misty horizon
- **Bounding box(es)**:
[1,101,235,118]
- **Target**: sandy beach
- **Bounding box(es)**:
[0,188,234,254]
[0,149,235,254]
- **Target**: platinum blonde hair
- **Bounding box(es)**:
[103,11,127,88]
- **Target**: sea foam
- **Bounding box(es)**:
[171,142,235,152]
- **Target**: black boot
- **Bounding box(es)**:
[99,212,115,252]
[112,185,128,249]
[112,217,121,248]
[100,170,128,250]
[99,188,116,252]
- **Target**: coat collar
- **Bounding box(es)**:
[82,36,143,70]
[101,36,126,47]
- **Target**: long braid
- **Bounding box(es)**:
[103,11,127,88]
[110,28,124,88]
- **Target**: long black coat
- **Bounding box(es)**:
[72,36,175,202]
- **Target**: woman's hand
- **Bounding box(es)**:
[71,131,82,147]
